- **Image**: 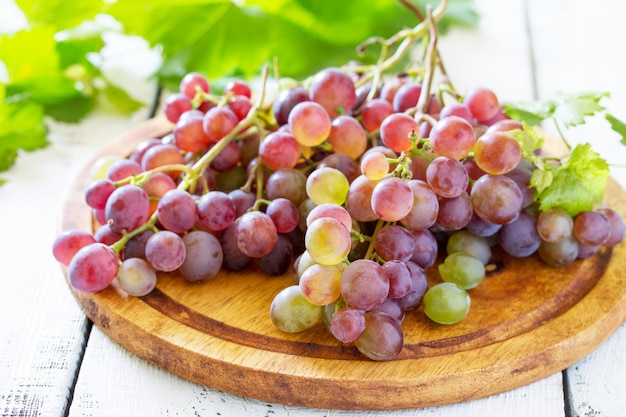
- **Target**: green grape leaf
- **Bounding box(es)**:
[530,168,553,195]
[0,147,19,172]
[551,92,608,127]
[0,26,81,105]
[502,100,554,126]
[509,124,545,166]
[15,0,102,30]
[107,0,479,84]
[101,83,145,113]
[44,94,96,123]
[0,86,49,172]
[605,113,626,146]
[535,143,609,216]
[503,91,609,128]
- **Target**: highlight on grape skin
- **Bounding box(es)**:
[51,2,626,364]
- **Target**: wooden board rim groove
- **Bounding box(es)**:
[58,116,626,410]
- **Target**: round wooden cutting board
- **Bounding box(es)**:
[59,115,626,410]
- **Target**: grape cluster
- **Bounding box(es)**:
[53,16,625,362]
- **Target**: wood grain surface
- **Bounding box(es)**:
[58,115,626,410]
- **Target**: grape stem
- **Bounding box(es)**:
[398,0,426,22]
[363,219,385,260]
[415,6,438,116]
[351,0,449,93]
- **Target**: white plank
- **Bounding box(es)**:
[69,326,565,417]
[0,109,153,416]
[527,0,626,415]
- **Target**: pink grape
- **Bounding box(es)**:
[354,311,404,361]
[210,141,241,172]
[374,225,415,262]
[288,101,332,147]
[439,102,473,124]
[360,98,394,133]
[179,231,223,282]
[141,144,186,180]
[104,184,150,234]
[436,192,473,231]
[470,174,523,225]
[236,211,278,258]
[272,86,310,126]
[473,131,522,175]
[266,198,300,234]
[598,208,625,247]
[145,231,186,272]
[93,223,122,245]
[85,179,116,210]
[382,260,413,299]
[197,191,236,232]
[328,115,367,159]
[330,307,366,343]
[573,210,611,246]
[309,67,357,118]
[173,110,211,152]
[400,179,439,230]
[371,177,414,222]
[266,168,308,206]
[299,263,342,305]
[157,189,198,233]
[179,72,210,99]
[379,113,418,153]
[360,151,389,181]
[116,257,157,297]
[410,229,438,269]
[163,93,192,123]
[227,95,253,121]
[258,234,294,276]
[345,175,378,222]
[397,261,429,311]
[429,116,476,160]
[52,229,97,266]
[259,130,301,170]
[340,259,389,311]
[425,156,469,199]
[392,81,422,112]
[68,243,119,293]
[464,87,500,123]
[306,203,352,232]
[106,159,142,182]
[202,106,239,144]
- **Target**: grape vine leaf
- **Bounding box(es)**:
[0,85,48,172]
[534,143,609,216]
[106,0,479,89]
[605,113,626,146]
[508,123,545,167]
[15,0,102,30]
[503,91,609,127]
[551,92,608,127]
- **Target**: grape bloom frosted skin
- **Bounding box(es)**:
[53,10,625,364]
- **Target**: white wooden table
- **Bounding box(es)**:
[1,0,625,415]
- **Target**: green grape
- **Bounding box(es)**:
[299,263,342,305]
[306,166,350,206]
[270,285,322,333]
[423,282,471,324]
[305,217,351,265]
[91,155,122,180]
[438,252,485,290]
[446,230,491,265]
